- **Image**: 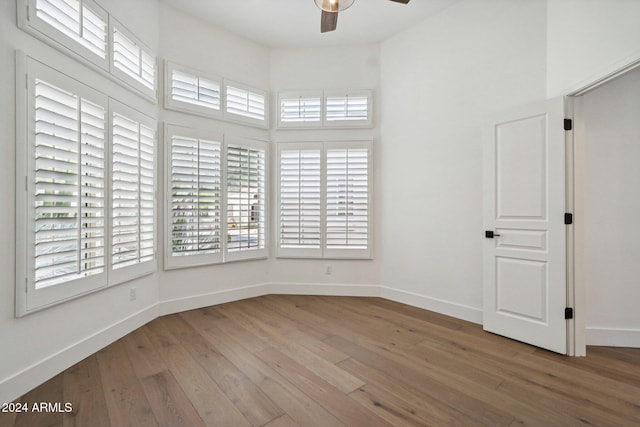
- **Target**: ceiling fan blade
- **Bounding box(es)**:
[388,0,410,3]
[321,10,338,33]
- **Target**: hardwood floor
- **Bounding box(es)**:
[2,295,640,426]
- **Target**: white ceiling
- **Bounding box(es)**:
[161,0,460,48]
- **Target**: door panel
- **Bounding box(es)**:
[483,98,567,354]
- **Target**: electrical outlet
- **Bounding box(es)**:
[129,287,137,301]
[325,265,332,275]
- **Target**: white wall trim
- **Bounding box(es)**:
[269,282,380,297]
[1,281,483,403]
[586,327,640,348]
[380,286,483,325]
[0,304,159,405]
[157,283,271,316]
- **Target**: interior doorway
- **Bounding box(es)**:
[571,65,640,352]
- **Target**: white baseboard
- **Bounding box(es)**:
[380,286,483,325]
[269,282,380,297]
[586,327,640,348]
[158,283,271,317]
[1,282,481,404]
[0,304,158,405]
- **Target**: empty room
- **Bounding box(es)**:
[1,0,639,425]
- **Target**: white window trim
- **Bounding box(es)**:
[16,52,109,316]
[276,140,372,260]
[324,90,373,129]
[224,136,269,262]
[109,17,157,101]
[276,90,323,129]
[18,0,109,71]
[164,124,224,269]
[109,99,158,286]
[164,61,222,119]
[276,90,374,130]
[276,142,324,258]
[16,51,158,316]
[224,80,269,129]
[17,0,158,104]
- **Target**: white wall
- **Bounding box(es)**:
[378,0,548,322]
[547,0,640,96]
[156,3,273,308]
[268,45,381,289]
[0,0,161,405]
[578,67,640,346]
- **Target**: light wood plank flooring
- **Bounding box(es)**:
[2,295,640,426]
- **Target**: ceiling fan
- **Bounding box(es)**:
[315,0,410,33]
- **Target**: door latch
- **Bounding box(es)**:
[485,230,501,239]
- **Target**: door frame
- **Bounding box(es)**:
[565,57,640,356]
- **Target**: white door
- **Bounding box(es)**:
[482,98,567,354]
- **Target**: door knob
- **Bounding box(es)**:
[485,230,501,238]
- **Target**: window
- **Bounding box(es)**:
[224,81,268,128]
[165,62,222,118]
[165,125,222,269]
[277,91,322,128]
[324,90,372,127]
[277,141,371,259]
[226,138,267,261]
[278,144,322,257]
[276,90,372,129]
[164,129,268,268]
[19,0,109,69]
[110,101,156,283]
[19,0,157,101]
[110,21,156,99]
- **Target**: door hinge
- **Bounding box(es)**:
[564,119,573,131]
[564,213,573,225]
[565,307,574,319]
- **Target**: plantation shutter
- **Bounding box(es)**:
[111,112,155,270]
[326,146,370,256]
[33,79,106,288]
[326,95,369,122]
[225,84,267,126]
[279,94,322,125]
[169,134,222,260]
[35,0,107,59]
[171,69,221,111]
[113,27,155,91]
[226,142,266,259]
[278,147,322,256]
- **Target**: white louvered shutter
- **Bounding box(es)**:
[35,0,107,59]
[113,27,155,91]
[33,79,106,288]
[326,95,369,122]
[279,94,321,125]
[278,147,322,255]
[111,113,155,270]
[171,69,221,111]
[326,147,369,253]
[170,135,222,258]
[225,84,267,126]
[226,144,266,256]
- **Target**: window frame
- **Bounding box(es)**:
[164,61,223,119]
[18,0,110,71]
[17,0,158,104]
[16,52,158,317]
[224,80,269,129]
[109,99,158,286]
[276,91,323,129]
[164,124,224,269]
[224,136,269,262]
[109,17,157,101]
[324,90,373,128]
[276,140,372,260]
